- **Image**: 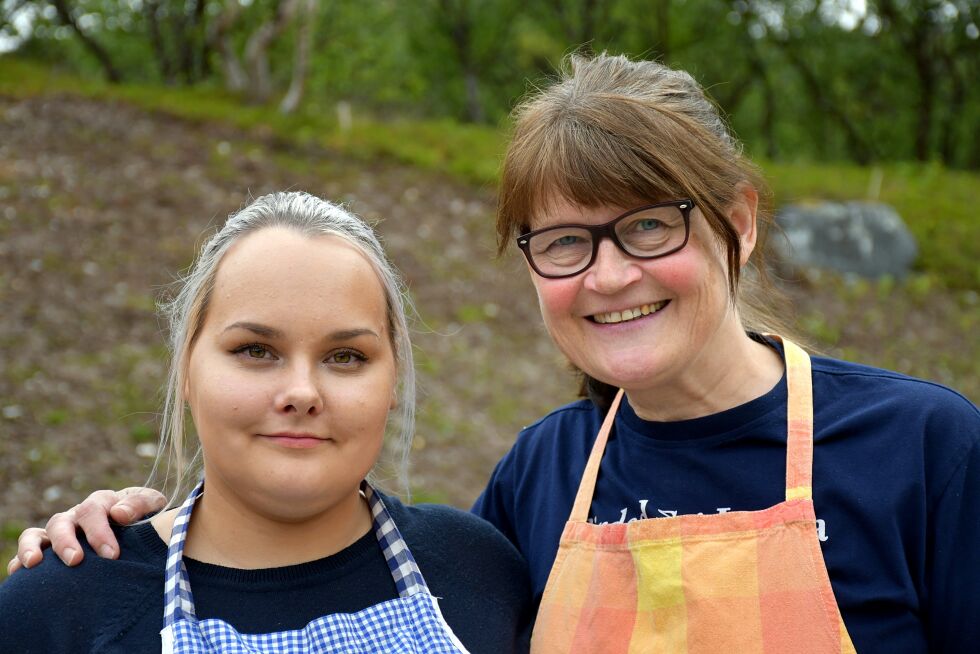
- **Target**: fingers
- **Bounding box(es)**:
[11,487,167,572]
[65,490,130,561]
[108,487,167,525]
[44,508,86,566]
[14,526,51,571]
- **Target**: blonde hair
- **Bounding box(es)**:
[497,53,794,405]
[150,191,416,503]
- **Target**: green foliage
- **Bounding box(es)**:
[7,0,980,167]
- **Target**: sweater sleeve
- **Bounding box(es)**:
[926,426,980,652]
[0,552,99,653]
[0,526,163,654]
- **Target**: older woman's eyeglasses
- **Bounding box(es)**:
[516,199,694,279]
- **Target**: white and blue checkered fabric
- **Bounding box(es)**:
[364,483,428,598]
[160,479,470,653]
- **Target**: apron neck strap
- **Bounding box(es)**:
[771,336,815,501]
[566,335,815,523]
[363,482,430,597]
[568,389,625,522]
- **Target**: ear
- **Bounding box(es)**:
[728,183,759,266]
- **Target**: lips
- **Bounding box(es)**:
[591,300,669,324]
[260,433,329,449]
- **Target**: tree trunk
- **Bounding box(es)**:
[876,0,939,161]
[776,39,874,164]
[174,0,209,83]
[143,0,175,83]
[938,52,965,165]
[51,0,123,83]
[244,0,300,103]
[208,0,247,92]
[279,0,317,114]
[655,0,670,63]
[439,0,485,122]
[463,69,484,123]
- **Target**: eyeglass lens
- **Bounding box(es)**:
[526,204,688,277]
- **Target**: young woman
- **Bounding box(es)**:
[13,56,980,653]
[0,192,532,653]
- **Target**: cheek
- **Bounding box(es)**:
[649,241,724,298]
[187,365,270,436]
[533,278,580,326]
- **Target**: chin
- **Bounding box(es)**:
[251,486,352,523]
[583,355,664,389]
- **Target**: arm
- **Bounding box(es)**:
[7,487,166,574]
[927,436,980,652]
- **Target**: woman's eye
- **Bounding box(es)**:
[232,344,274,360]
[328,350,366,366]
[549,234,583,249]
[635,218,663,231]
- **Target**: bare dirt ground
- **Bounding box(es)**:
[1,95,976,571]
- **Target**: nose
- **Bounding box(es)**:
[583,238,642,294]
[275,363,323,416]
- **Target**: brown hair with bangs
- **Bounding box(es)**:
[497,53,794,408]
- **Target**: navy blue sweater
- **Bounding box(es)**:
[0,496,532,653]
[473,350,980,653]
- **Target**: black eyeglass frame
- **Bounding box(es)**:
[516,199,694,279]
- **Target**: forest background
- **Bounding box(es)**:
[1,0,978,577]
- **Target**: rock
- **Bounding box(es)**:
[772,202,918,278]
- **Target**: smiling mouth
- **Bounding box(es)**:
[590,301,669,324]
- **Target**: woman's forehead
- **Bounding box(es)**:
[209,228,388,326]
[530,193,646,228]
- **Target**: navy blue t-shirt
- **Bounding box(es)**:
[472,351,979,653]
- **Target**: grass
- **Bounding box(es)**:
[2,56,976,288]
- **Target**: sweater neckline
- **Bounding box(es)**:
[614,337,788,447]
[129,514,382,586]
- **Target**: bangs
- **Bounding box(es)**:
[498,98,692,248]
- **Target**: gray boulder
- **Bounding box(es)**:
[772,202,918,278]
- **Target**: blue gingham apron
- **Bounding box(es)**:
[160,480,470,653]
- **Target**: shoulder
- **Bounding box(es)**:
[385,495,525,563]
[382,495,529,591]
[0,523,163,652]
[510,398,602,458]
[810,355,978,490]
[520,398,601,434]
[380,495,533,653]
[811,354,978,425]
[0,527,163,652]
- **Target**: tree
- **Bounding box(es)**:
[50,0,122,82]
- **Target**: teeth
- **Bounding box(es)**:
[593,301,666,324]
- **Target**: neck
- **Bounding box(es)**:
[626,324,784,422]
[152,480,373,569]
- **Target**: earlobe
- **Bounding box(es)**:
[729,183,759,266]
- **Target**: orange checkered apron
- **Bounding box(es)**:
[531,338,856,653]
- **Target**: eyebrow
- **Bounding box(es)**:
[222,322,381,341]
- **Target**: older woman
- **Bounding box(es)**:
[12,55,980,653]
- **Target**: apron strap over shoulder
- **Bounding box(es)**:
[568,388,625,523]
[768,335,815,501]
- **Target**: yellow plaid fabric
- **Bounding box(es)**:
[531,338,856,654]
